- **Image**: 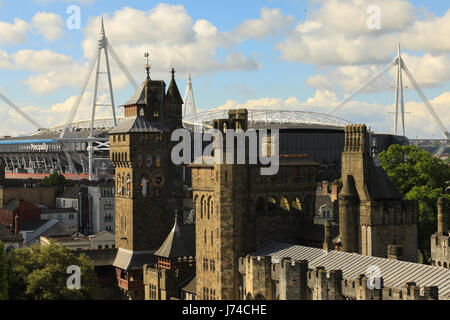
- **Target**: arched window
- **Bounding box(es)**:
[211,230,214,246]
[200,196,205,219]
[207,197,212,219]
[204,230,207,244]
[280,197,290,211]
[210,199,214,217]
[444,262,448,268]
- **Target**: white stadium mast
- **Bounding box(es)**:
[326,43,449,156]
[58,17,139,180]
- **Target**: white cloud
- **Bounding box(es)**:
[10,4,260,94]
[276,0,450,66]
[0,18,29,45]
[81,4,256,77]
[31,12,64,41]
[214,89,449,138]
[234,7,294,40]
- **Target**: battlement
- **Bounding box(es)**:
[401,282,439,300]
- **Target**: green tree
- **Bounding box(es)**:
[6,241,96,300]
[378,144,450,262]
[40,172,67,192]
[0,242,8,300]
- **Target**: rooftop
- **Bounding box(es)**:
[254,241,450,299]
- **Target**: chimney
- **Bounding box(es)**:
[331,181,339,201]
[323,221,334,251]
[14,214,19,234]
[437,197,447,236]
[322,181,329,196]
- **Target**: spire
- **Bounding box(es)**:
[165,68,183,104]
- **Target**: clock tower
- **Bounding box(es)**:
[111,62,184,299]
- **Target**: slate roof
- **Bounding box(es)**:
[0,224,22,242]
[155,217,195,259]
[181,275,196,295]
[369,157,402,200]
[254,241,450,299]
[1,198,20,211]
[124,80,147,106]
[112,248,156,271]
[26,219,75,245]
[59,185,84,199]
[108,116,168,134]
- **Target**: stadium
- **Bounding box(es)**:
[0,109,408,183]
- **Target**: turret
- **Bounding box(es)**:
[323,221,334,251]
[164,68,183,131]
[437,197,447,236]
[338,175,359,253]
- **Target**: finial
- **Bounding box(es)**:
[171,68,176,79]
[144,51,151,80]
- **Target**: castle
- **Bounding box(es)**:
[109,67,450,300]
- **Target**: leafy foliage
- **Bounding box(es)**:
[6,241,96,300]
[378,145,450,261]
[40,173,67,192]
[0,242,8,300]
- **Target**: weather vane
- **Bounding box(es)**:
[144,51,151,79]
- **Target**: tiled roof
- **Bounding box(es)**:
[254,241,450,299]
[108,116,168,134]
[154,217,195,259]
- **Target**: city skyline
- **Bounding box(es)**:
[0,0,448,139]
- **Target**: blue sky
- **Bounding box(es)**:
[0,0,448,138]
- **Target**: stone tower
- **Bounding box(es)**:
[338,124,418,262]
[111,66,183,299]
[191,109,320,300]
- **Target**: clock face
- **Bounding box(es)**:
[152,173,166,188]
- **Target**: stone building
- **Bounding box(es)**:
[338,124,418,262]
[143,214,195,300]
[190,109,322,300]
[239,241,449,300]
[431,197,449,268]
[111,66,184,300]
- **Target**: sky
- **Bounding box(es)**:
[0,0,448,138]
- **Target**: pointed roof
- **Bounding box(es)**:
[123,79,148,106]
[154,214,195,259]
[165,68,184,104]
